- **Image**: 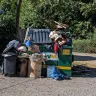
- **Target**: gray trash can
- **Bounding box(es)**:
[3,53,17,76]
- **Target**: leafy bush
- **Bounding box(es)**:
[0,0,17,52]
[73,39,96,53]
[73,39,90,52]
[0,19,16,52]
[20,0,96,39]
[71,21,94,39]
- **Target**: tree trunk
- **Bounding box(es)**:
[16,0,22,34]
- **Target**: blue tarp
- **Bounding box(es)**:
[48,66,70,80]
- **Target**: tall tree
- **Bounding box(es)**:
[16,0,22,33]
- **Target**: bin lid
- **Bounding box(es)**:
[25,28,52,44]
[3,44,14,54]
[2,52,17,57]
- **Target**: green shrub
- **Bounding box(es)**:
[73,39,96,53]
[0,19,16,52]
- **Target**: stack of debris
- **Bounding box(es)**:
[0,38,49,77]
[28,53,45,78]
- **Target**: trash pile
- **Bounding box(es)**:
[49,30,72,54]
[0,25,73,80]
[29,53,45,62]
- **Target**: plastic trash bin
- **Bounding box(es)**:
[3,52,17,76]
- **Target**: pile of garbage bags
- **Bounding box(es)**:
[0,39,42,76]
[0,37,70,80]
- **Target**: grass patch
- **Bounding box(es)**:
[73,39,96,53]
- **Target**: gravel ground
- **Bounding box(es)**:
[0,75,96,96]
[0,52,96,96]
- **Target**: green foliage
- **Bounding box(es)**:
[0,0,96,52]
[73,39,90,52]
[20,0,33,28]
[20,0,96,39]
[20,0,81,28]
[80,2,96,19]
[90,28,96,48]
[0,0,17,51]
[73,28,96,53]
[73,38,96,53]
[71,21,93,39]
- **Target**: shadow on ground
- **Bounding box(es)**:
[72,65,96,78]
[74,55,96,61]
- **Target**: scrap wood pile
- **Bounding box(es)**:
[72,65,91,76]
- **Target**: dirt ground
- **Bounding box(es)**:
[0,52,96,96]
[73,52,96,67]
